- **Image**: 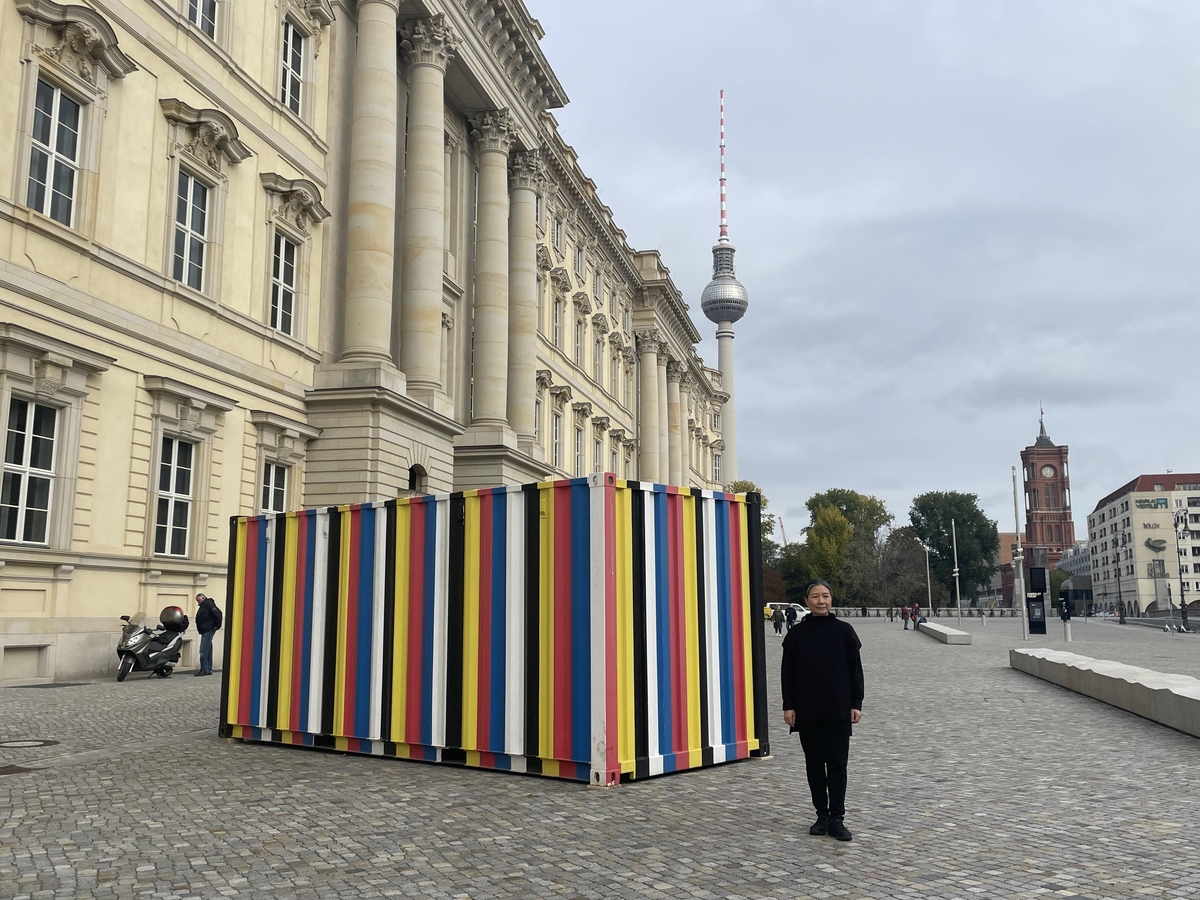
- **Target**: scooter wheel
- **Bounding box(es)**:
[155,668,172,678]
[117,656,133,682]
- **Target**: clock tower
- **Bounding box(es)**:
[1020,414,1076,569]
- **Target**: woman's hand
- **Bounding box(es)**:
[783,709,796,727]
[850,709,862,724]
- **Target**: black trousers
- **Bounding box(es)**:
[795,719,852,818]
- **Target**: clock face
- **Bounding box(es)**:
[1041,465,1055,478]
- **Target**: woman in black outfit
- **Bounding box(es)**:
[781,579,864,842]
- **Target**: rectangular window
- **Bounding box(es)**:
[552,411,562,468]
[593,438,601,473]
[713,411,721,430]
[624,450,631,479]
[623,367,631,409]
[574,426,583,476]
[188,0,217,37]
[574,246,585,275]
[534,398,542,444]
[172,170,208,290]
[610,447,618,474]
[27,79,80,227]
[712,453,722,483]
[593,271,602,300]
[534,193,542,228]
[553,299,563,348]
[261,462,287,513]
[622,305,630,334]
[154,436,194,557]
[270,231,298,335]
[280,19,305,115]
[536,276,545,334]
[1,398,57,544]
[574,319,583,365]
[609,353,618,395]
[593,338,603,382]
[553,217,562,249]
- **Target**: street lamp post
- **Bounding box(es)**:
[923,545,933,617]
[1173,507,1190,632]
[1114,559,1126,625]
[1012,466,1028,640]
[952,518,963,625]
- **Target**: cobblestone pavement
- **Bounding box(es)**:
[2,619,1197,899]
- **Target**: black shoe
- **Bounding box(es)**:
[827,818,852,842]
[195,671,213,676]
[809,814,829,836]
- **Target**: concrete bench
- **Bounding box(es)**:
[1010,648,1200,739]
[917,622,972,644]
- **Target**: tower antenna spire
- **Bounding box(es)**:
[719,89,728,243]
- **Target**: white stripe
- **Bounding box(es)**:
[369,505,387,741]
[308,511,328,732]
[642,487,659,764]
[430,497,450,747]
[258,517,275,730]
[588,474,608,784]
[702,497,724,749]
[505,491,525,756]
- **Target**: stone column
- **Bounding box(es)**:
[717,323,738,482]
[507,149,542,445]
[679,374,693,484]
[398,15,459,394]
[657,347,669,485]
[467,109,515,428]
[341,0,400,362]
[636,330,660,482]
[666,361,683,486]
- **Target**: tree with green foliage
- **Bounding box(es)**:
[786,505,854,602]
[805,489,893,538]
[729,478,775,542]
[909,492,999,606]
[841,525,931,607]
[1049,567,1070,601]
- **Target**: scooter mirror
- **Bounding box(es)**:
[120,615,130,621]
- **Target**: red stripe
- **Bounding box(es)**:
[343,509,360,735]
[291,514,307,732]
[604,481,618,778]
[669,495,686,752]
[406,502,425,742]
[476,494,493,750]
[553,485,572,759]
[729,506,748,742]
[237,518,258,723]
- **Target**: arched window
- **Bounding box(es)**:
[408,464,428,495]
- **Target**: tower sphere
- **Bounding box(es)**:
[701,243,748,324]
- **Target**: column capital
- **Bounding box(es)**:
[666,360,684,383]
[510,148,546,190]
[656,342,671,362]
[470,108,515,154]
[401,13,459,72]
[634,327,662,352]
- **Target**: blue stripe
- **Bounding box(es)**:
[489,491,507,750]
[714,499,735,744]
[250,522,269,724]
[298,511,317,731]
[356,506,376,736]
[420,499,437,747]
[654,489,673,754]
[570,480,591,762]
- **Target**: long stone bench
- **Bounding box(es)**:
[917,622,972,644]
[1010,648,1200,738]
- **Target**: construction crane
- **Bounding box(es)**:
[776,515,789,547]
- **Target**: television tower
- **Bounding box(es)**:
[700,89,748,483]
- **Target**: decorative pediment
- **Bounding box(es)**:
[549,266,571,295]
[250,410,320,462]
[607,331,624,350]
[591,312,609,335]
[160,99,252,169]
[591,415,609,432]
[261,173,330,235]
[572,291,592,317]
[608,428,626,444]
[571,401,592,423]
[17,0,137,82]
[535,369,553,394]
[548,384,572,407]
[535,242,553,273]
[143,375,234,436]
[710,439,725,452]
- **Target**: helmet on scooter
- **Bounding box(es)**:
[160,605,187,632]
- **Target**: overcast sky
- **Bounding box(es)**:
[530,0,1200,538]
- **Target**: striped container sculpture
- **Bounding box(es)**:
[219,474,770,785]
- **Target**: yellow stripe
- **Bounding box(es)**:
[335,736,349,752]
[539,485,554,759]
[683,495,702,766]
[277,514,299,730]
[542,758,560,779]
[466,749,481,769]
[462,494,481,750]
[614,486,635,771]
[737,503,755,741]
[334,507,352,735]
[391,503,411,742]
[226,519,247,724]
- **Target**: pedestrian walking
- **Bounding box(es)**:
[194,593,223,676]
[781,579,864,843]
[772,606,785,635]
[860,604,868,619]
[887,605,894,623]
[785,604,798,631]
[911,602,921,629]
[901,605,910,630]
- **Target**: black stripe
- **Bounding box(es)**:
[321,508,341,737]
[380,500,397,744]
[442,747,467,765]
[745,493,770,758]
[523,483,540,759]
[218,516,240,738]
[265,515,287,730]
[444,494,466,750]
[692,490,711,758]
[630,485,650,769]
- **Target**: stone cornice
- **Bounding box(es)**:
[16,0,138,80]
[160,99,252,166]
[470,108,515,154]
[401,13,460,72]
[0,322,115,374]
[548,383,572,407]
[457,0,568,112]
[260,173,331,234]
[549,266,571,295]
[143,375,236,413]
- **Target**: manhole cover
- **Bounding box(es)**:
[0,765,44,776]
[0,739,59,749]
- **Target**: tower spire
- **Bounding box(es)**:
[719,89,728,243]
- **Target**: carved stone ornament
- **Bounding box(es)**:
[710,439,725,452]
[535,243,552,273]
[548,384,572,407]
[177,400,203,434]
[18,0,137,83]
[281,0,333,57]
[621,346,638,365]
[666,360,684,383]
[535,369,553,395]
[608,428,626,444]
[401,14,460,72]
[160,99,251,170]
[590,312,609,335]
[571,401,592,423]
[572,291,592,316]
[634,328,662,352]
[261,173,330,235]
[442,311,454,329]
[470,108,515,154]
[33,353,71,399]
[549,266,572,295]
[591,415,610,432]
[607,330,624,350]
[510,149,545,190]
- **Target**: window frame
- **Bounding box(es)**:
[172,167,211,292]
[261,460,289,514]
[593,337,603,382]
[154,434,196,558]
[1,396,58,546]
[593,437,602,474]
[26,77,82,228]
[574,425,583,476]
[186,0,218,39]
[280,16,307,117]
[552,411,562,469]
[269,229,299,336]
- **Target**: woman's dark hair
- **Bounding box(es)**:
[802,579,833,605]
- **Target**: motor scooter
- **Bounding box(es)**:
[116,608,189,681]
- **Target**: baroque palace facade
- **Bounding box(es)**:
[0,0,732,681]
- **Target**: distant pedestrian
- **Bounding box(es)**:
[781,579,864,843]
[911,603,921,628]
[786,604,799,631]
[887,606,894,622]
[194,593,223,676]
[860,604,868,619]
[772,606,785,635]
[901,606,910,630]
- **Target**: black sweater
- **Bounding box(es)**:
[780,613,865,721]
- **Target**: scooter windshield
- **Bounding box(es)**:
[123,612,147,633]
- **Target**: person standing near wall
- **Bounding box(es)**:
[781,579,865,843]
[194,593,223,676]
[901,605,910,630]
